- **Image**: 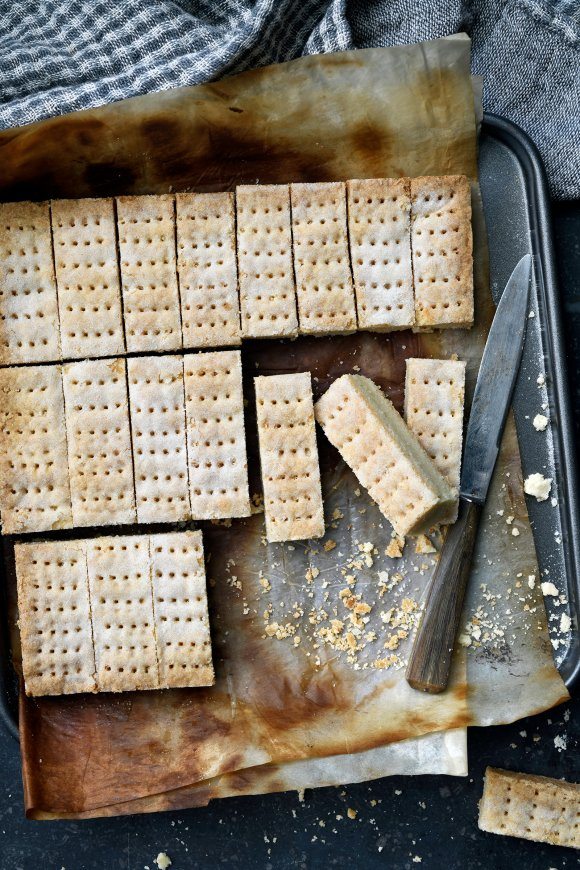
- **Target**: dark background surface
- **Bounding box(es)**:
[0,206,578,869]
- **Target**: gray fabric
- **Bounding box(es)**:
[0,1,578,198]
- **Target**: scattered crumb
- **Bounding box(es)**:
[537,374,545,386]
[560,613,572,633]
[541,582,559,597]
[347,808,358,820]
[532,413,548,432]
[414,534,436,555]
[385,536,405,558]
[323,540,337,552]
[154,854,172,870]
[554,734,567,752]
[511,527,520,537]
[524,473,552,502]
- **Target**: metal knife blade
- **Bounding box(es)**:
[460,253,532,504]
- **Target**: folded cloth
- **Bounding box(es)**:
[0,0,578,197]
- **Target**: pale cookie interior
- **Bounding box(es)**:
[236,185,298,338]
[291,181,356,335]
[255,372,325,542]
[51,198,126,359]
[176,192,241,349]
[128,355,191,524]
[0,201,61,364]
[0,365,72,533]
[150,530,214,689]
[184,349,251,519]
[347,178,414,330]
[117,194,182,352]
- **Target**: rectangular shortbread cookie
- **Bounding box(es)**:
[314,374,456,536]
[0,365,72,533]
[183,349,251,519]
[176,192,241,349]
[0,201,61,364]
[347,178,414,330]
[410,175,474,329]
[479,767,580,850]
[128,355,191,523]
[116,195,182,352]
[236,185,298,338]
[87,535,159,692]
[16,540,96,696]
[290,182,356,334]
[255,372,325,542]
[405,358,466,524]
[150,530,214,689]
[51,198,125,359]
[62,358,136,527]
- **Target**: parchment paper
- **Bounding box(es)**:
[0,34,567,819]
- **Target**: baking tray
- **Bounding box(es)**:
[0,113,578,745]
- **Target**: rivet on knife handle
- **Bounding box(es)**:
[406,500,481,694]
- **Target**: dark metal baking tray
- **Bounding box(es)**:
[0,112,578,744]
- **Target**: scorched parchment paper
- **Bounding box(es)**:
[0,34,567,819]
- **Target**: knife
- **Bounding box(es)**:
[406,254,533,694]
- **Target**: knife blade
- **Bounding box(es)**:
[460,253,533,504]
[406,254,533,694]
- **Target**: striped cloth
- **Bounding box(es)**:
[0,0,578,198]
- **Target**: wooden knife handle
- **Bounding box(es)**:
[406,499,482,694]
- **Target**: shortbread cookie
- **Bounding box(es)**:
[87,535,159,692]
[62,358,136,527]
[255,372,324,542]
[176,192,241,349]
[16,539,96,696]
[0,365,72,533]
[410,175,473,329]
[291,182,356,334]
[315,374,456,536]
[405,358,466,523]
[183,349,250,519]
[117,194,182,351]
[479,767,580,850]
[236,185,298,338]
[128,355,190,523]
[150,530,214,688]
[0,201,61,364]
[347,178,414,330]
[51,197,125,359]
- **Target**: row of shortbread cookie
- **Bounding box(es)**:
[0,176,473,366]
[0,350,250,534]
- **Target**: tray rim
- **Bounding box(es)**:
[482,113,580,691]
[0,112,577,744]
